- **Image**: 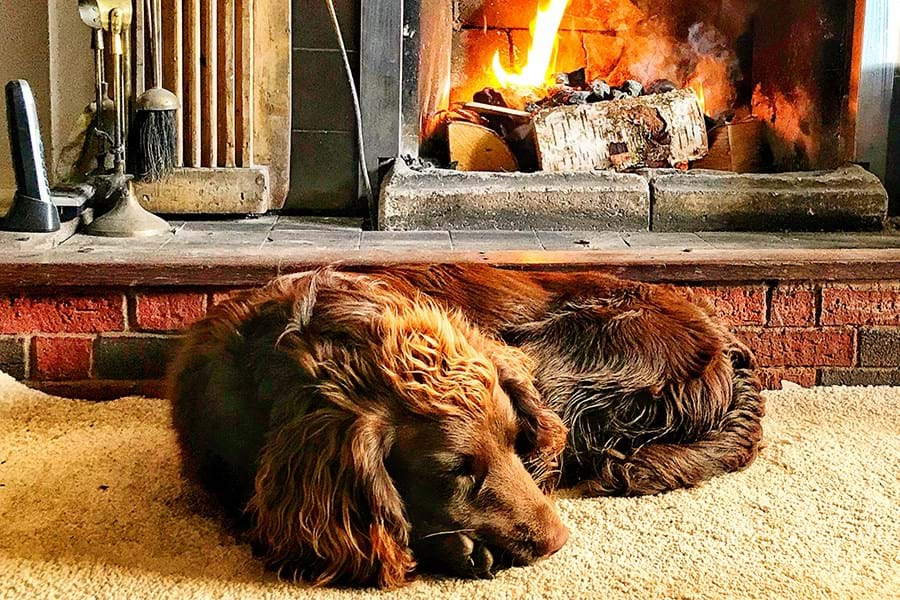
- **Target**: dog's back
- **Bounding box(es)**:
[354,264,765,495]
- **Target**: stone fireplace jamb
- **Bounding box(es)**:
[854,0,900,182]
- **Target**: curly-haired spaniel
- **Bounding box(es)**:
[170,265,765,588]
[169,269,569,588]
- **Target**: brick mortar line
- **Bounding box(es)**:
[854,325,862,368]
[458,25,620,36]
[126,293,137,332]
[736,325,861,332]
[96,332,182,340]
[27,333,97,339]
[88,334,97,379]
[120,292,130,332]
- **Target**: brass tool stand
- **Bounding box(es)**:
[79,0,170,237]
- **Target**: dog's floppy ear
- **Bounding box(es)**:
[486,342,568,489]
[248,407,413,588]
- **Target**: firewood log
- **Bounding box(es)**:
[448,121,519,172]
[693,118,765,173]
[532,89,708,172]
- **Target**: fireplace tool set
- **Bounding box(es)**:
[2,0,172,237]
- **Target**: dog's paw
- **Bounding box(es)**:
[461,535,495,579]
[413,532,495,580]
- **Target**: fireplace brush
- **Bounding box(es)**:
[130,0,177,181]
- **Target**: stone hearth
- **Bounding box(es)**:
[652,166,889,232]
[379,162,888,231]
[379,161,649,231]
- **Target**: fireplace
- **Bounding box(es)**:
[360,0,898,230]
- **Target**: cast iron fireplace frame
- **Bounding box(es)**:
[359,0,899,194]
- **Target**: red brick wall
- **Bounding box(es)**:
[0,290,216,399]
[683,282,900,389]
[0,281,898,399]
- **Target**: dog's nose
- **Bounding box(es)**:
[536,522,569,557]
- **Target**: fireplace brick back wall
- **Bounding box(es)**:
[1,279,898,399]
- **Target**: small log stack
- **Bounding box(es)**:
[531,89,709,172]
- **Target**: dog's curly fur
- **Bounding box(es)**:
[169,269,568,588]
[356,264,766,496]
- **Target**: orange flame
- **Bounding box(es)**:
[689,79,707,115]
[492,0,571,90]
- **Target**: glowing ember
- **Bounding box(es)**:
[491,0,571,91]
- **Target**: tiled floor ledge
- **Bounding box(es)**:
[1,219,899,398]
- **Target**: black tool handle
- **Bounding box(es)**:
[6,79,51,203]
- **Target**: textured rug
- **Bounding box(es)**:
[1,372,898,599]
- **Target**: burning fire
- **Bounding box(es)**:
[450,0,743,118]
[491,0,571,91]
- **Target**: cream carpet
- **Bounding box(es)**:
[1,372,898,600]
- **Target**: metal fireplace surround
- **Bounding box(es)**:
[359,1,898,231]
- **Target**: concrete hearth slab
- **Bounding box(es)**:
[378,161,650,231]
[651,165,889,232]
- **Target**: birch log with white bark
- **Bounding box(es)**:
[533,89,709,172]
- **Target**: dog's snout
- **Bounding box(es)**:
[535,521,569,557]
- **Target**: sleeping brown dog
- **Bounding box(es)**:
[169,269,569,588]
[171,264,765,588]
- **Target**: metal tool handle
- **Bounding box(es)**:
[110,8,127,173]
[91,28,111,167]
[5,80,51,203]
[144,0,164,87]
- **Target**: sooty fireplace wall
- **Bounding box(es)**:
[360,0,898,230]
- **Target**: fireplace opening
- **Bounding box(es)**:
[361,0,895,231]
[411,0,861,175]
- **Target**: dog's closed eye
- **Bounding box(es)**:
[444,454,485,495]
[450,454,475,477]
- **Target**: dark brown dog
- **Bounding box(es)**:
[170,265,764,587]
[356,264,765,497]
[169,270,569,588]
